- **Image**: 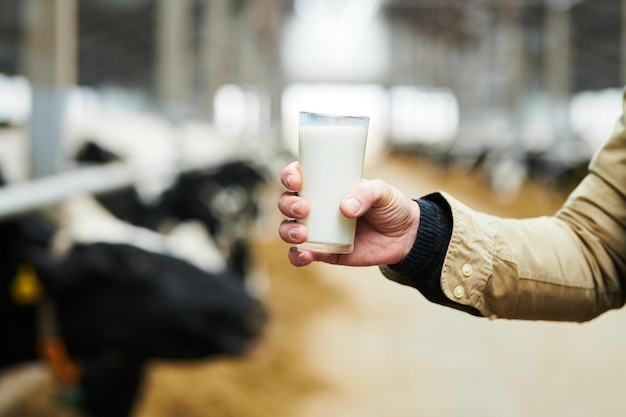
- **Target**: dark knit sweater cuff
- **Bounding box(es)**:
[387,197,450,278]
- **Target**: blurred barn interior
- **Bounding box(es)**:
[0,1,625,416]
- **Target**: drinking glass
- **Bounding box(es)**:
[296,111,369,254]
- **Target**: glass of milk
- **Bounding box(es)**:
[296,111,369,254]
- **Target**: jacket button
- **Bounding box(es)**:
[461,263,473,277]
[453,285,465,299]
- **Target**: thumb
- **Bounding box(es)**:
[340,179,391,218]
[341,196,363,218]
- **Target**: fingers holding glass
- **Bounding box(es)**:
[278,192,308,219]
[280,161,302,191]
[279,218,307,244]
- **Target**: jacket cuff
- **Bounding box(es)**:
[381,194,482,316]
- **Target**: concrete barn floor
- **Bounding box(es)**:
[5,152,626,417]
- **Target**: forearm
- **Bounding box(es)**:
[442,192,624,321]
[382,180,626,321]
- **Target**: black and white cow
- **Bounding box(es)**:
[0,182,268,417]
[76,140,270,280]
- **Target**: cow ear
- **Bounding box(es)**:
[25,246,80,297]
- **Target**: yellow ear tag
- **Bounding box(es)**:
[11,262,43,305]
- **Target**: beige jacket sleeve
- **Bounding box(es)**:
[440,91,626,322]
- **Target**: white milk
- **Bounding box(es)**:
[297,124,368,253]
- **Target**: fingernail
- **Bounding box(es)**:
[343,197,361,214]
[292,201,301,215]
[288,227,299,240]
[286,175,293,189]
[298,251,309,263]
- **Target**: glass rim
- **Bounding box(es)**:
[299,111,369,127]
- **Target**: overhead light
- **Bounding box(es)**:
[294,0,379,22]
